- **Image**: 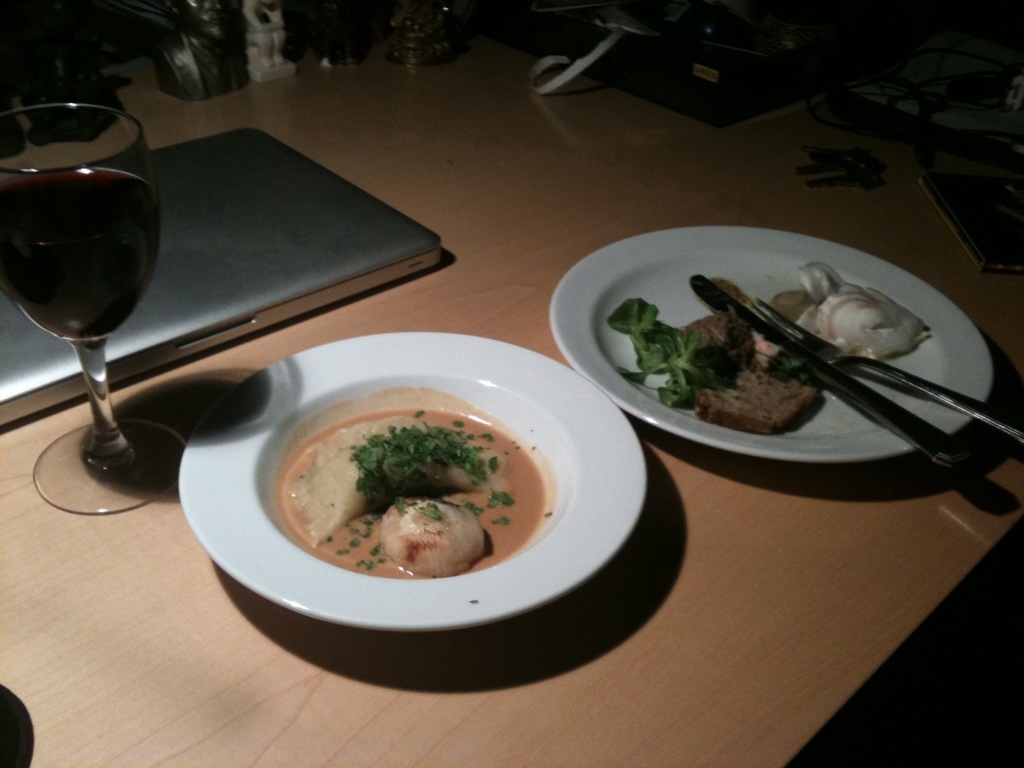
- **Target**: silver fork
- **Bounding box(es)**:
[753,298,1024,444]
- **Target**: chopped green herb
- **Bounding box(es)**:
[488,456,499,472]
[452,420,465,428]
[491,516,512,525]
[420,501,445,521]
[488,490,515,508]
[347,516,378,538]
[464,501,484,516]
[350,423,491,502]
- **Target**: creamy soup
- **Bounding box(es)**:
[275,389,554,579]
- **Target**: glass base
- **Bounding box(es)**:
[33,419,185,514]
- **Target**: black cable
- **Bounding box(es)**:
[808,45,1024,147]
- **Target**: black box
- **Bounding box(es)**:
[474,4,825,127]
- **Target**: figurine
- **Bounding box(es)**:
[153,0,248,100]
[243,0,296,81]
[387,0,458,67]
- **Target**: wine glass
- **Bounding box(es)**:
[0,102,184,514]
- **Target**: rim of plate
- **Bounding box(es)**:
[549,226,992,462]
[179,332,647,630]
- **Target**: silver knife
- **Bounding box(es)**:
[689,275,971,466]
[753,297,1024,444]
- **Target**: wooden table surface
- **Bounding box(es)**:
[2,36,1022,767]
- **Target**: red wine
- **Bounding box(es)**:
[0,168,158,340]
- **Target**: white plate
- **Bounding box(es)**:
[550,226,992,462]
[179,333,646,630]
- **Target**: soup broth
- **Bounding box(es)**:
[276,391,553,579]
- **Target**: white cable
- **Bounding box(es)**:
[530,27,627,95]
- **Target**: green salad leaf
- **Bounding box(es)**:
[765,347,815,385]
[608,298,736,409]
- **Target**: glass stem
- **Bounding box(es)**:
[72,338,133,467]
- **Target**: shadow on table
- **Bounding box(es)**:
[636,334,1024,515]
[215,442,686,692]
[117,368,258,441]
[787,507,1024,767]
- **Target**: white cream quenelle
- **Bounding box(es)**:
[785,262,929,359]
[379,498,486,577]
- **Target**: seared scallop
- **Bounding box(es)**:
[379,498,486,577]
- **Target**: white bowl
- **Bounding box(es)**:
[180,333,647,631]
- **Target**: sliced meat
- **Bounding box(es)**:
[682,309,755,368]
